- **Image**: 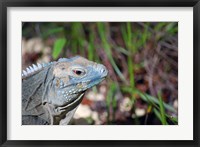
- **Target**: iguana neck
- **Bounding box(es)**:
[44,93,84,125]
[22,65,54,123]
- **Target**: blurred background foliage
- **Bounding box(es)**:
[22,22,178,125]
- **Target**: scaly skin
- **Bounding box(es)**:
[22,56,108,125]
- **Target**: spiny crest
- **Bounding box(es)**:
[22,62,53,78]
[22,56,80,78]
[58,56,80,63]
[58,58,69,62]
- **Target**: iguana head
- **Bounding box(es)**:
[47,56,108,106]
[22,56,108,124]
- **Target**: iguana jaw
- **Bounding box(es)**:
[56,92,85,111]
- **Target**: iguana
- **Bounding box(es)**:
[22,56,108,125]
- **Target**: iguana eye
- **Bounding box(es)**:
[72,69,86,76]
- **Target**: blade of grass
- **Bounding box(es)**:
[153,108,162,123]
[142,90,177,125]
[97,22,127,83]
[88,27,95,61]
[121,23,135,88]
[71,22,85,54]
[115,47,130,55]
[165,114,178,124]
[154,22,166,31]
[106,82,117,124]
[42,27,64,38]
[141,23,150,46]
[165,22,178,34]
[138,90,176,113]
[126,22,133,51]
[121,86,177,113]
[52,38,66,59]
[153,108,168,124]
[158,91,167,125]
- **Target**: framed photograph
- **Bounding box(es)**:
[0,0,199,146]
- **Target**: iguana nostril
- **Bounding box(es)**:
[100,66,108,76]
[97,64,107,74]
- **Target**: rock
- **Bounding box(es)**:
[119,97,132,112]
[73,104,92,119]
[86,91,105,101]
[135,108,146,117]
[99,85,107,94]
[91,111,101,125]
[173,99,178,110]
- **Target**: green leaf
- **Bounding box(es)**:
[52,38,66,59]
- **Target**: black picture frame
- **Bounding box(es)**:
[0,0,199,146]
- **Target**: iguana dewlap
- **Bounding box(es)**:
[22,56,108,125]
